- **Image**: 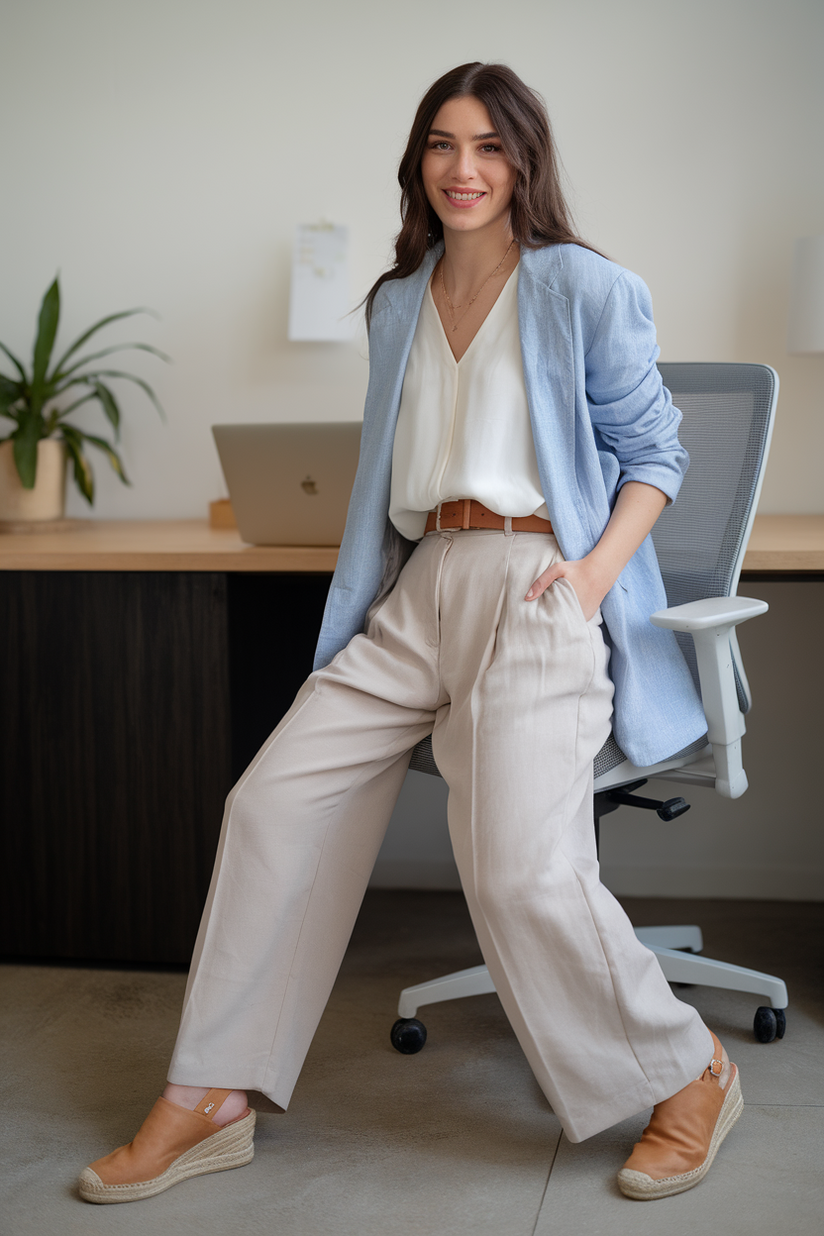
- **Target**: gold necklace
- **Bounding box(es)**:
[439,239,515,332]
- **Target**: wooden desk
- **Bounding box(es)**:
[0,513,820,573]
[0,520,340,573]
[741,514,824,574]
[2,514,820,965]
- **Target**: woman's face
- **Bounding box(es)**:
[421,95,517,241]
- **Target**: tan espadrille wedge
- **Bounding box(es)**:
[617,1033,743,1200]
[78,1088,255,1204]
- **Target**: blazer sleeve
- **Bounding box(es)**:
[584,269,688,504]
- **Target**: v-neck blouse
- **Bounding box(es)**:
[388,266,550,541]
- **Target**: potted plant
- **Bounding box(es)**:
[0,276,168,522]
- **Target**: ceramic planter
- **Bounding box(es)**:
[0,438,68,522]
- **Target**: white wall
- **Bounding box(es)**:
[2,0,822,518]
[3,0,822,898]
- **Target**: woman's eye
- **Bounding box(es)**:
[430,141,451,151]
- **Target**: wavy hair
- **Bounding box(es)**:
[365,62,599,323]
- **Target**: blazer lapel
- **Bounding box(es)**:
[517,247,579,545]
[373,248,441,373]
[356,249,442,506]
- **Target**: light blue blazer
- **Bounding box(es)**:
[313,243,707,767]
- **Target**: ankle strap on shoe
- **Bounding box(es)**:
[194,1088,234,1120]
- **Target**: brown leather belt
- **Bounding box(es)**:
[424,499,553,535]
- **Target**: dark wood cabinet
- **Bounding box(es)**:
[1,568,330,964]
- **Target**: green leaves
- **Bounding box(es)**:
[0,276,167,499]
[32,278,61,393]
[81,432,130,484]
[0,341,27,385]
[83,369,166,422]
[92,381,121,437]
[50,307,159,378]
[61,425,94,504]
[61,424,130,505]
[53,341,171,386]
[11,418,43,489]
[0,372,22,419]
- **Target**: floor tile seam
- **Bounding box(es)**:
[741,1100,824,1108]
[529,1132,563,1236]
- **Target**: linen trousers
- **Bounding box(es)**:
[168,529,713,1143]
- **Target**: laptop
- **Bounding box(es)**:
[212,422,362,546]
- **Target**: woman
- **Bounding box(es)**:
[79,63,741,1205]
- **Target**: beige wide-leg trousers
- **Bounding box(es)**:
[169,529,713,1143]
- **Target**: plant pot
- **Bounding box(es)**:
[0,438,68,522]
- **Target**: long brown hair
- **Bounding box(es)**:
[365,62,599,323]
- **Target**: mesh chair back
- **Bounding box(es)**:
[653,363,776,706]
[409,362,777,777]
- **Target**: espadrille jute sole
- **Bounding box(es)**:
[617,1070,743,1200]
[78,1109,255,1204]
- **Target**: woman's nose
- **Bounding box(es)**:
[454,146,476,181]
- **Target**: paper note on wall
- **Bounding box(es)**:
[288,223,353,341]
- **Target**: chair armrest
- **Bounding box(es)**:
[650,596,768,799]
[649,596,768,632]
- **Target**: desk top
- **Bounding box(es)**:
[741,514,824,572]
[0,520,339,572]
[0,514,821,573]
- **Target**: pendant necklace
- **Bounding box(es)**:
[440,239,515,332]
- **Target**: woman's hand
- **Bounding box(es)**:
[525,555,612,621]
[524,481,669,620]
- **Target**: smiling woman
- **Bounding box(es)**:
[366,62,599,324]
[79,62,735,1210]
[422,97,517,231]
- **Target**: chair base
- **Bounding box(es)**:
[395,925,788,1041]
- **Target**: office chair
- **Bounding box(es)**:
[392,362,788,1055]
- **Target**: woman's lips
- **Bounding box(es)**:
[443,189,486,208]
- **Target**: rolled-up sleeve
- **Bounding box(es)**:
[584,270,688,505]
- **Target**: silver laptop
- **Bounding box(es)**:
[212,422,362,545]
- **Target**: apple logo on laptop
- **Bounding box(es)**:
[301,475,319,496]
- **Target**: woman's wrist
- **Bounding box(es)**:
[579,551,620,600]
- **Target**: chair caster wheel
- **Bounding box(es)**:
[391,1017,427,1054]
[754,1006,786,1042]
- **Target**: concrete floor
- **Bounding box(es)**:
[2,891,822,1235]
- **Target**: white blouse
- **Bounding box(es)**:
[388,266,550,542]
